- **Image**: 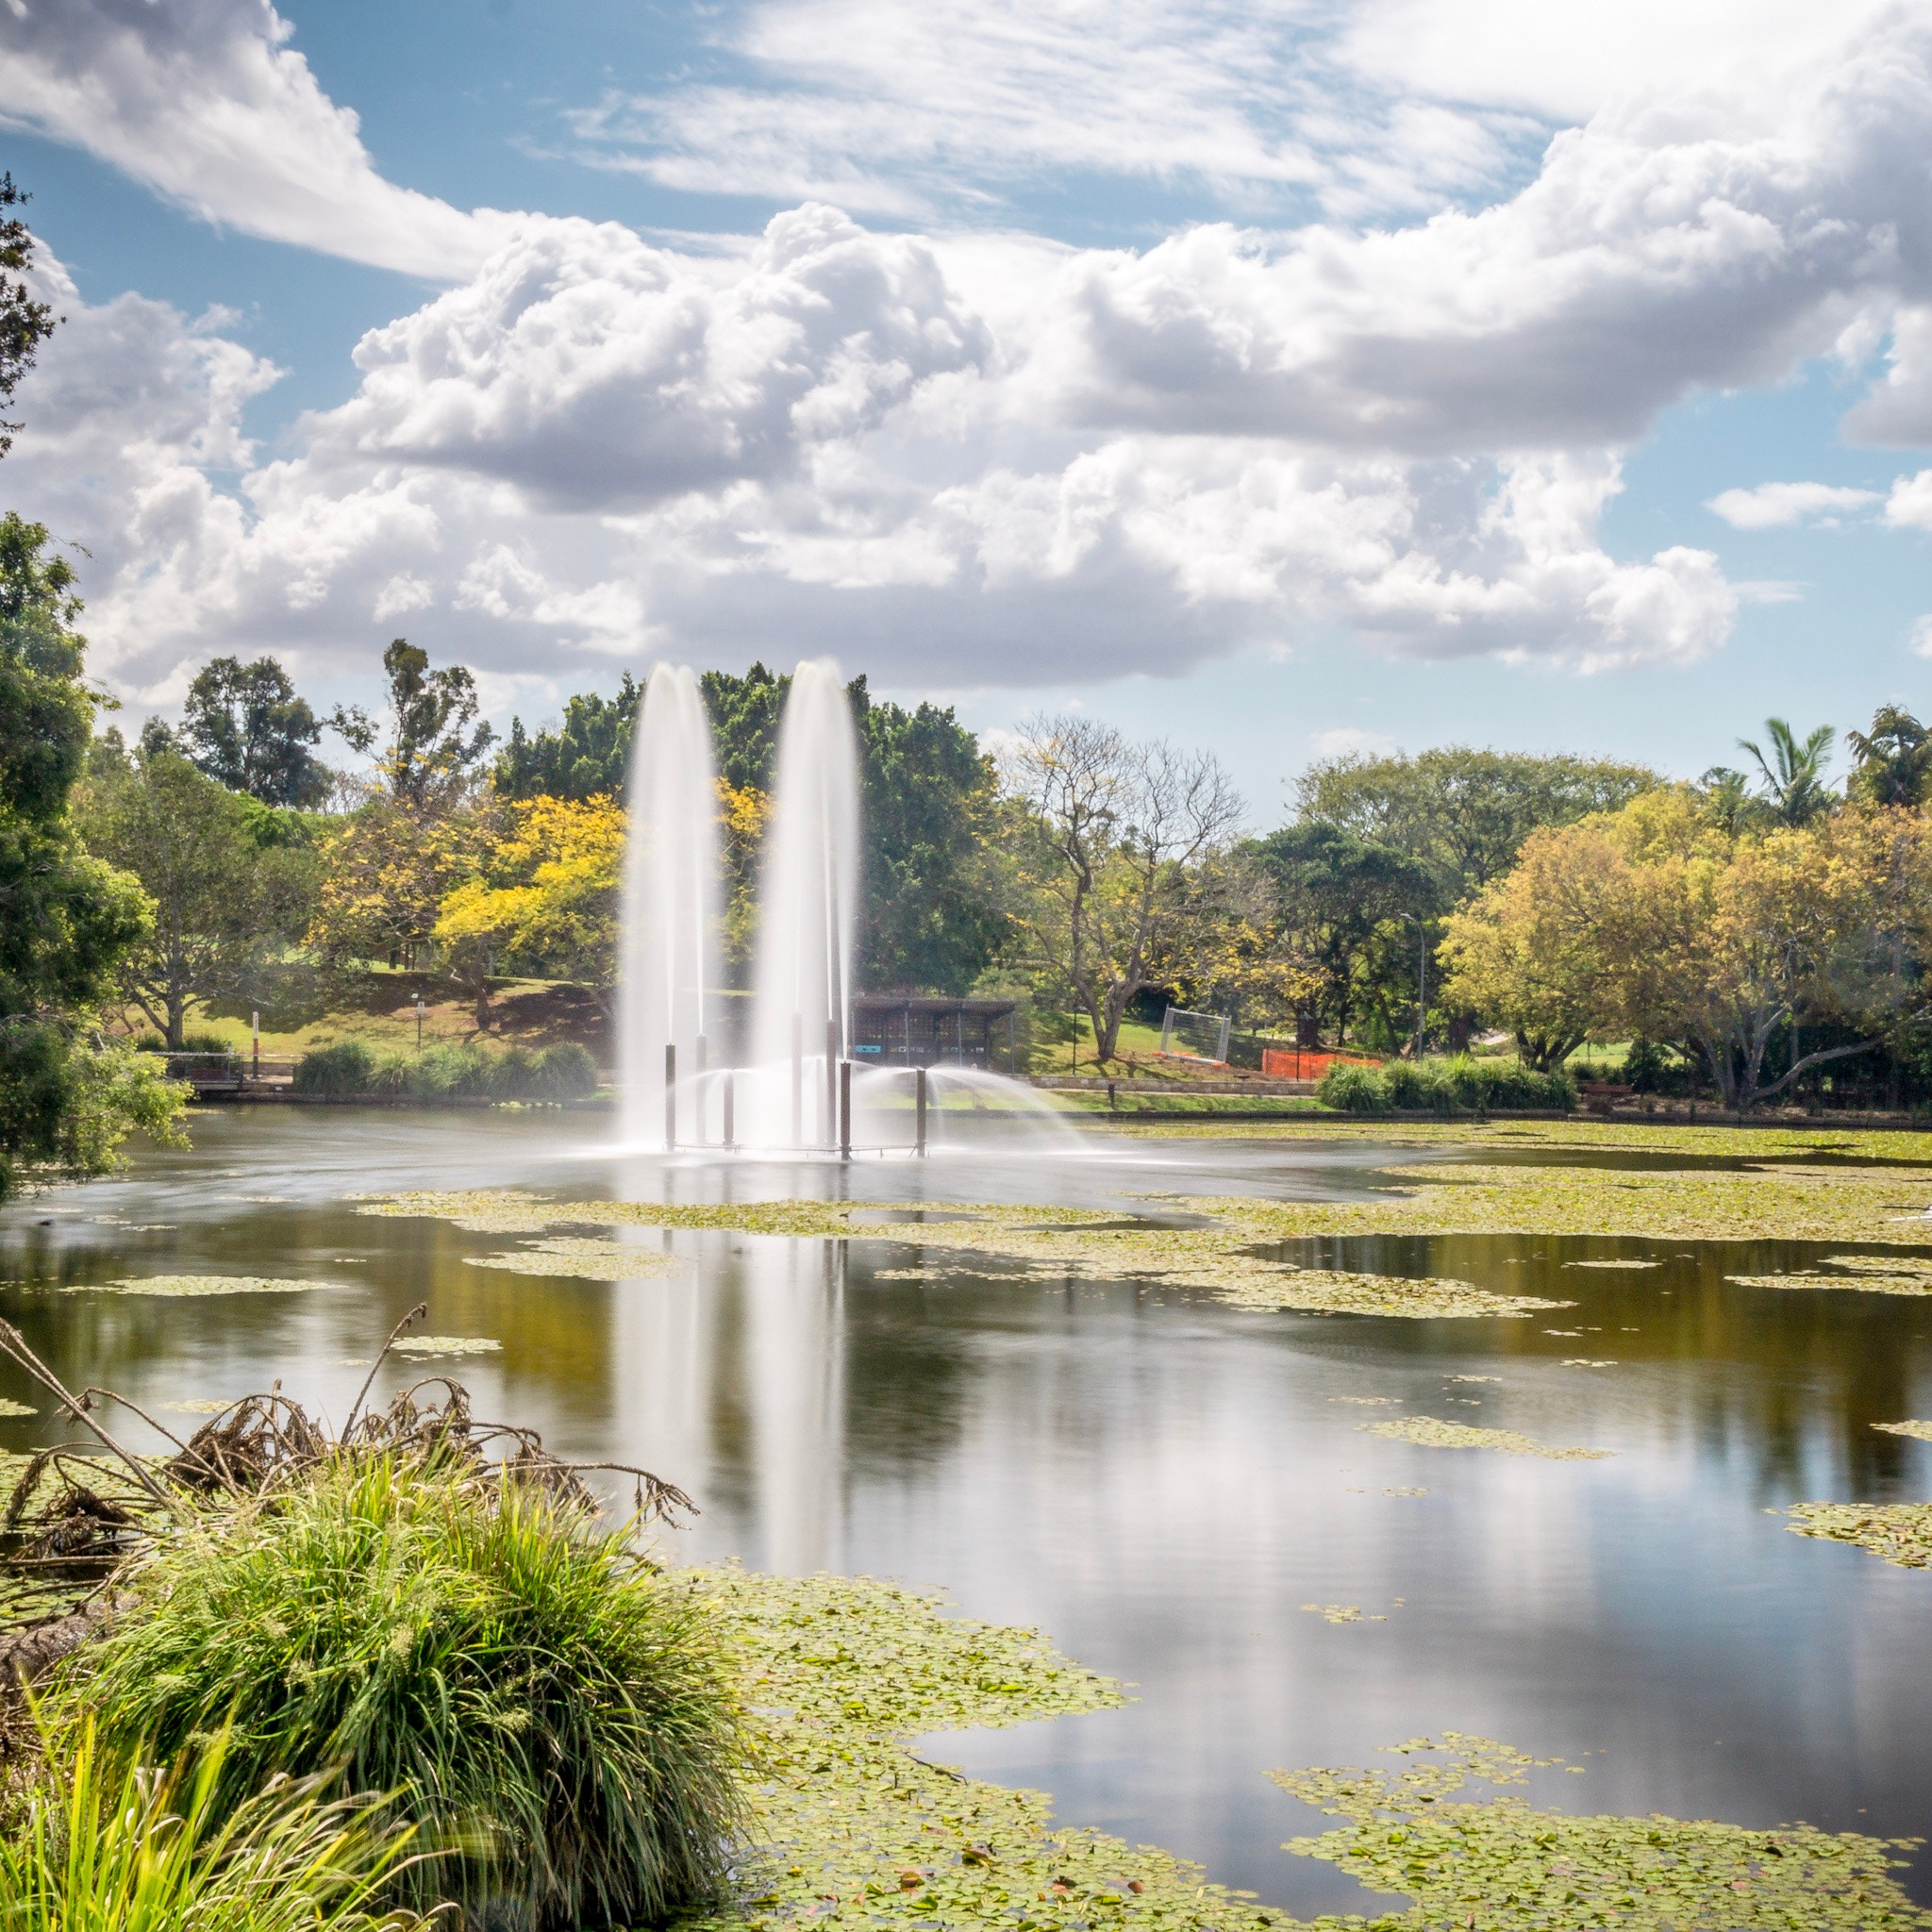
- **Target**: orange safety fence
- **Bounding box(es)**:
[1260,1048,1383,1080]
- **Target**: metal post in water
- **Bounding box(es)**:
[251,1010,260,1081]
[915,1066,927,1157]
[825,1019,839,1149]
[791,1013,802,1147]
[695,1034,708,1145]
[723,1069,735,1151]
[664,1042,676,1150]
[839,1058,852,1161]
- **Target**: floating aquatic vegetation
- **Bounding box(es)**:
[359,1191,1573,1322]
[1563,1258,1661,1269]
[0,1397,33,1417]
[1272,1732,1931,1930]
[389,1335,502,1357]
[680,1566,1300,1932]
[467,1237,688,1280]
[1544,1328,1583,1335]
[65,1275,329,1297]
[1330,1395,1399,1406]
[1784,1503,1932,1568]
[163,1398,235,1414]
[1726,1269,1932,1296]
[1824,1255,1932,1276]
[1448,1374,1500,1383]
[1561,1358,1618,1368]
[1348,1485,1430,1497]
[1300,1602,1384,1624]
[1364,1416,1613,1459]
[1874,1421,1932,1441]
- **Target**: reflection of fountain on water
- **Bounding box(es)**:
[616,665,721,1149]
[616,653,1080,1156]
[613,1230,845,1574]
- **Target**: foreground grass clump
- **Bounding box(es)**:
[0,1717,419,1932]
[57,1457,745,1931]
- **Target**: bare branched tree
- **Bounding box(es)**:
[1003,715,1244,1063]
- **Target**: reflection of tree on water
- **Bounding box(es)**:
[1288,1230,1932,1497]
[615,1234,845,1575]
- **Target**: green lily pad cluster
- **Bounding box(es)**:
[680,1574,1931,1932]
[1783,1503,1932,1568]
[469,1237,689,1280]
[389,1335,502,1357]
[1362,1417,1612,1460]
[676,1567,1291,1932]
[1726,1256,1932,1297]
[357,1191,1570,1322]
[1272,1733,1931,1929]
[65,1275,331,1297]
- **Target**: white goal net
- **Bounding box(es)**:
[1158,1006,1232,1064]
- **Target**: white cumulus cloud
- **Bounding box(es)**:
[0,0,506,276]
[1707,481,1882,529]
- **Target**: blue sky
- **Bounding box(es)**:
[4,0,1931,813]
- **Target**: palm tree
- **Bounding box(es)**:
[1738,718,1836,825]
[1845,704,1932,807]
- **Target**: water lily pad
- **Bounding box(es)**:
[0,1398,34,1417]
[1874,1420,1932,1442]
[1727,1270,1932,1296]
[1562,1257,1661,1269]
[1273,1731,1929,1929]
[390,1335,502,1357]
[1785,1501,1932,1567]
[1364,1415,1613,1459]
[467,1238,688,1280]
[66,1275,329,1297]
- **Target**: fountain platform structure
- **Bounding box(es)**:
[848,995,1019,1074]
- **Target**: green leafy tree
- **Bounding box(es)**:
[701,665,1003,992]
[0,513,182,1192]
[495,673,640,801]
[334,638,493,807]
[1250,823,1440,1044]
[1847,705,1932,808]
[1295,746,1657,903]
[1,175,60,458]
[77,745,322,1048]
[1739,717,1837,825]
[180,655,332,807]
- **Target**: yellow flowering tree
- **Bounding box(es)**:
[434,794,625,1021]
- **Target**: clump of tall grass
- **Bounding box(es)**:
[0,1716,420,1932]
[1319,1054,1574,1114]
[56,1457,745,1932]
[292,1040,596,1102]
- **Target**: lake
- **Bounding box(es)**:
[4,1106,1930,1918]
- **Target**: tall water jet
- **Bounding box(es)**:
[748,659,860,1147]
[617,664,721,1146]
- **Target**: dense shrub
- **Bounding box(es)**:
[1319,1055,1574,1114]
[291,1041,600,1102]
[292,1041,376,1095]
[1316,1060,1391,1114]
[58,1457,745,1932]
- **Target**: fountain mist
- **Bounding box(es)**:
[747,659,860,1148]
[617,664,721,1146]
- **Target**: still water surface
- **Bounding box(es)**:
[4,1109,1931,1917]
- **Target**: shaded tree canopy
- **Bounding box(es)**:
[699,664,1001,992]
[0,175,59,458]
[0,513,181,1190]
[181,655,332,807]
[494,672,640,801]
[1295,746,1657,901]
